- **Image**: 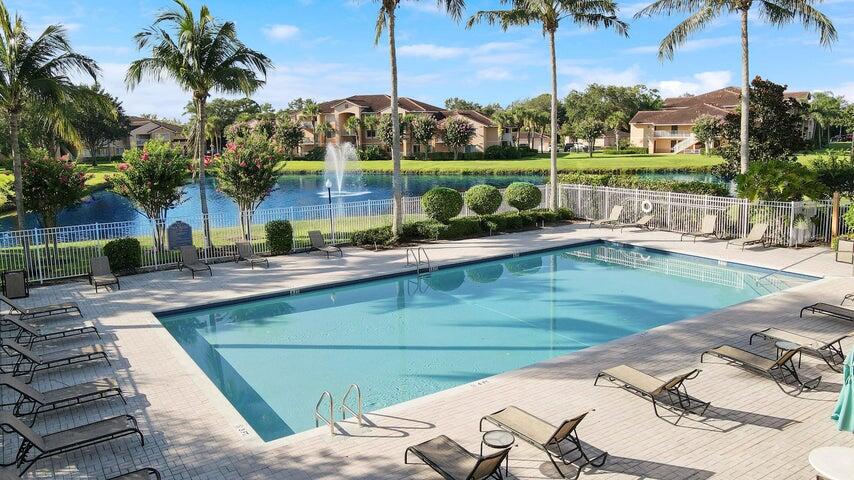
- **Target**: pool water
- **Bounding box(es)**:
[157,242,812,441]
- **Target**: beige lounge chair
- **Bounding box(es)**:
[405,435,509,480]
[480,406,606,479]
[178,245,212,278]
[680,214,717,242]
[727,223,769,250]
[308,231,342,258]
[589,205,623,229]
[701,345,821,394]
[0,295,81,321]
[88,256,120,292]
[0,374,124,425]
[801,303,854,322]
[620,214,654,232]
[594,365,709,423]
[749,328,851,371]
[0,412,143,474]
[0,340,110,382]
[236,241,269,269]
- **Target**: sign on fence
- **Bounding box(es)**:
[167,221,193,250]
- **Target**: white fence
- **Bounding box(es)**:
[0,186,549,284]
[560,184,847,246]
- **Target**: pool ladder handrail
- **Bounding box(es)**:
[340,383,364,426]
[314,391,335,434]
[405,247,431,273]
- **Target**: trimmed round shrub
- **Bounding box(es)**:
[504,182,542,211]
[464,185,502,216]
[102,237,141,274]
[265,220,293,255]
[421,187,463,224]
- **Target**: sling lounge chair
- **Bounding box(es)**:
[620,214,654,232]
[0,340,109,382]
[800,303,854,322]
[594,365,709,423]
[727,223,769,250]
[88,256,120,292]
[589,206,623,229]
[0,374,124,425]
[308,231,343,258]
[701,345,821,394]
[0,412,143,474]
[480,406,606,480]
[0,295,80,321]
[405,435,509,480]
[235,241,269,269]
[107,468,162,480]
[1,316,99,346]
[681,214,717,242]
[178,246,212,278]
[749,328,851,372]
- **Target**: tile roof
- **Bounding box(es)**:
[317,95,445,114]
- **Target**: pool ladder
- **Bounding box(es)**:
[314,383,364,435]
[405,247,431,273]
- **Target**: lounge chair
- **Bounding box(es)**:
[235,241,269,269]
[594,365,709,423]
[405,435,509,480]
[0,412,143,474]
[178,245,212,278]
[0,295,81,321]
[749,328,851,372]
[727,223,769,250]
[701,345,821,394]
[88,256,120,292]
[680,214,717,242]
[589,205,623,229]
[801,303,854,322]
[308,230,343,258]
[1,316,99,346]
[107,468,162,480]
[0,374,124,425]
[620,214,654,232]
[480,406,606,480]
[0,340,110,382]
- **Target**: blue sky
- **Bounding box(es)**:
[9,0,854,119]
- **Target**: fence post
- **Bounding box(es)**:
[789,201,796,247]
[667,192,672,231]
[33,228,44,284]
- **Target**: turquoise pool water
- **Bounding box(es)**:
[157,242,813,441]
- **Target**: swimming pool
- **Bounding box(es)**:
[156,242,813,441]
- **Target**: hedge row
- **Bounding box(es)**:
[350,208,573,247]
[558,173,730,197]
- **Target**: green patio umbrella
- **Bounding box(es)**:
[832,347,854,432]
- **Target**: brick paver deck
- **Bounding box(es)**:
[6,224,854,479]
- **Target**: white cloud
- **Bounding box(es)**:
[86,63,189,119]
[263,24,300,42]
[476,68,513,81]
[656,70,732,97]
[560,64,644,92]
[824,82,854,102]
[624,36,738,55]
[399,43,466,59]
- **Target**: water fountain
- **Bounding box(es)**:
[321,143,370,198]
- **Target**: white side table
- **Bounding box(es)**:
[809,446,854,480]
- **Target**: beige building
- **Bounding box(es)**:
[296,95,499,156]
[629,87,812,154]
[81,116,188,158]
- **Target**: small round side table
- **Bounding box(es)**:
[481,430,514,476]
[809,446,854,480]
[775,340,802,367]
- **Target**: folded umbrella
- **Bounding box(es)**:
[831,347,854,432]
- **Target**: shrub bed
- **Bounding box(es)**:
[601,146,647,155]
[302,147,326,160]
[265,220,293,254]
[350,225,395,247]
[103,237,141,274]
[558,173,730,196]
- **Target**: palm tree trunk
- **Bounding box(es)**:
[739,8,750,174]
[9,112,25,232]
[388,9,403,234]
[196,95,212,248]
[548,29,559,211]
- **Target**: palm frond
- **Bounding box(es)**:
[761,0,836,45]
[657,5,719,60]
[633,0,710,18]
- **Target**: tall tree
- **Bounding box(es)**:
[345,115,363,148]
[810,91,843,148]
[0,2,98,231]
[491,110,515,146]
[300,99,321,145]
[374,0,466,234]
[72,85,131,165]
[636,0,835,174]
[469,1,628,211]
[605,111,628,151]
[127,0,271,247]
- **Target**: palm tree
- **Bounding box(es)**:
[469,1,627,210]
[316,121,335,144]
[534,110,550,153]
[301,100,321,145]
[345,115,363,148]
[127,0,271,247]
[0,2,98,231]
[635,0,835,174]
[373,0,466,234]
[492,110,513,146]
[605,111,628,151]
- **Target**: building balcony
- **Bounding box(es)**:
[653,131,693,138]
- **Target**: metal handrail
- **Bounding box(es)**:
[314,391,335,434]
[340,383,363,426]
[405,247,431,273]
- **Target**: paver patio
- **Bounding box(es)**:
[5,224,854,479]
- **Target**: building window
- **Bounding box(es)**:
[670,125,678,133]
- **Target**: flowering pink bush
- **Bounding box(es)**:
[110,140,189,221]
[22,148,90,227]
[215,132,281,214]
